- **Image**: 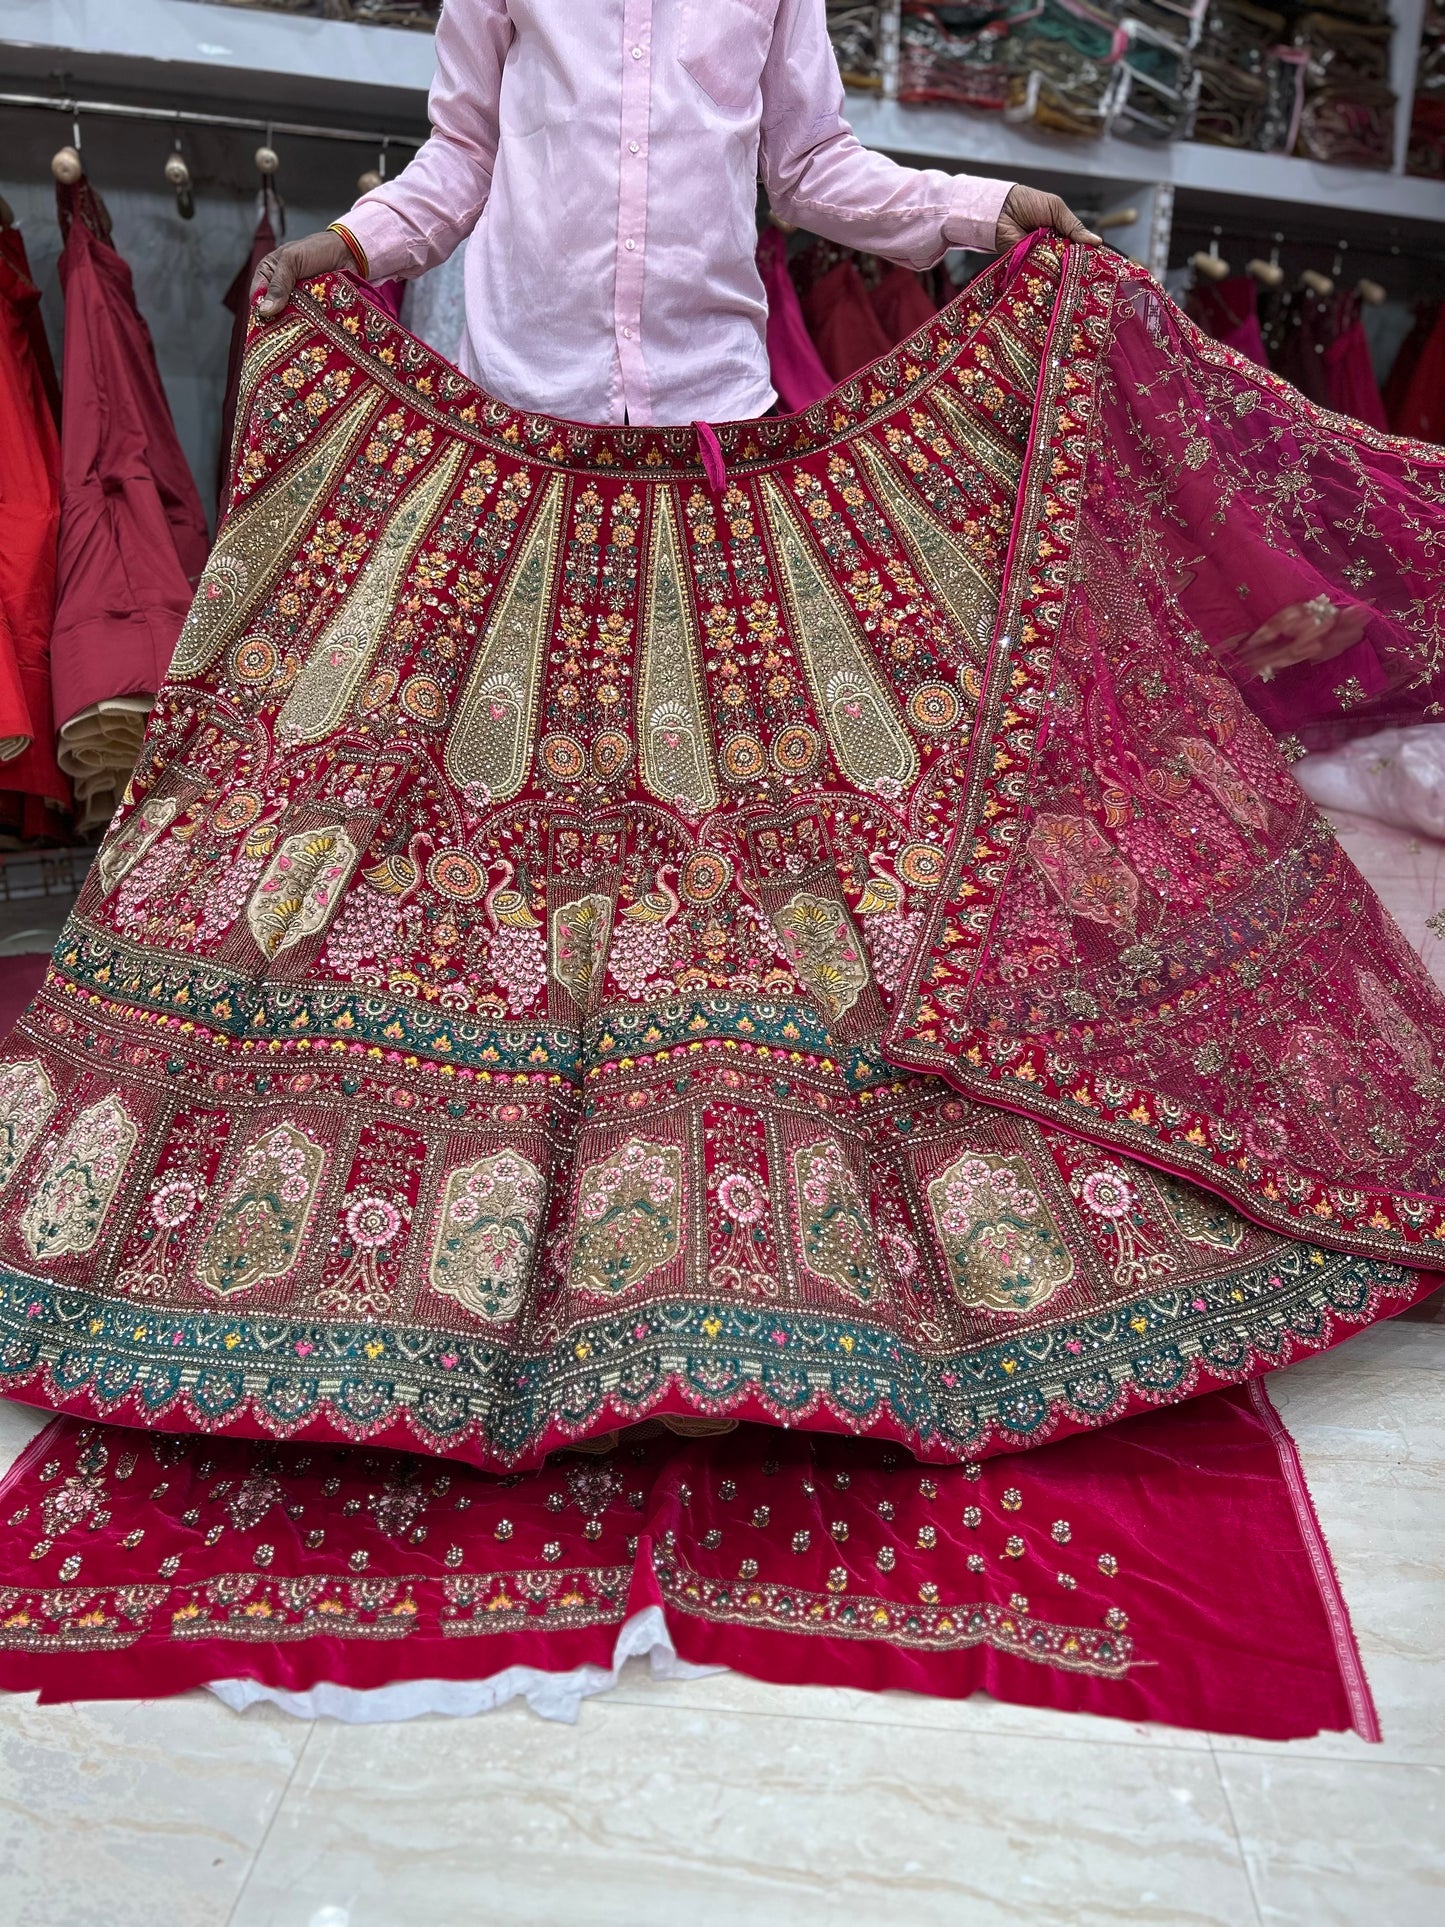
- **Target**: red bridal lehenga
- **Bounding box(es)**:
[0,236,1442,1734]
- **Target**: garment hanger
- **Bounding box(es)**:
[50,112,83,184]
[164,134,195,220]
[1246,233,1285,289]
[1188,227,1230,282]
[255,125,281,181]
[357,137,389,197]
[1357,275,1387,305]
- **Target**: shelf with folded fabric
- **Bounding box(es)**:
[844,95,1445,223]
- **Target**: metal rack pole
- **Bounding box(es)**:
[0,92,425,151]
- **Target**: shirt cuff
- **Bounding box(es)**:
[335,198,416,283]
[941,176,1015,255]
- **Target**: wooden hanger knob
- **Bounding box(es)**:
[50,146,83,184]
[164,154,191,188]
[254,145,280,176]
[356,169,383,194]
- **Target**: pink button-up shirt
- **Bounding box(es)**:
[341,0,1012,425]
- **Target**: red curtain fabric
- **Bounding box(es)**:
[0,227,67,809]
[49,178,210,738]
[0,1385,1375,1742]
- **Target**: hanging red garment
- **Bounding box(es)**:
[217,199,278,508]
[1388,302,1445,444]
[1323,289,1389,431]
[798,258,893,383]
[0,224,69,815]
[50,177,210,834]
[1382,301,1437,428]
[868,261,938,348]
[1184,276,1269,369]
[756,226,832,412]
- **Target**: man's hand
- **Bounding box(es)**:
[250,230,355,318]
[994,186,1101,251]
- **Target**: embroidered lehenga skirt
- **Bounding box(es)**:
[0,234,1443,1483]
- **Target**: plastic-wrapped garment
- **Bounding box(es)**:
[826,1,886,90]
[0,228,69,809]
[756,226,833,412]
[1193,0,1296,151]
[1295,723,1445,840]
[50,178,210,835]
[898,2,1016,111]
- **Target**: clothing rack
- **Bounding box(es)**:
[0,92,425,153]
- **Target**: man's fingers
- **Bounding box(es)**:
[256,258,296,316]
[1052,200,1102,246]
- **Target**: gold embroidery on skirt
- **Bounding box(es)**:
[246,824,363,960]
[791,1137,883,1304]
[21,1095,138,1262]
[550,894,614,1011]
[225,315,310,476]
[930,383,1024,495]
[446,473,564,802]
[195,1121,327,1298]
[174,389,383,682]
[568,1138,684,1296]
[97,795,179,896]
[427,1149,547,1323]
[760,477,918,795]
[855,436,998,663]
[638,490,719,820]
[0,1060,58,1197]
[926,1151,1076,1314]
[278,439,468,747]
[773,890,871,1024]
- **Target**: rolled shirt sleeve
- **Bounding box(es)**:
[759,0,1012,268]
[339,0,513,282]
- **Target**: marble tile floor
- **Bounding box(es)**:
[0,1320,1440,1927]
[0,819,1442,1926]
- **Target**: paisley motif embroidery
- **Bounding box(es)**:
[194,1121,326,1298]
[927,1151,1075,1314]
[1356,968,1445,1098]
[278,440,468,746]
[97,795,178,896]
[550,895,614,1010]
[223,316,310,475]
[172,389,382,682]
[773,891,870,1024]
[0,1060,58,1196]
[246,825,362,959]
[855,436,997,660]
[761,477,918,795]
[428,1149,546,1323]
[638,490,719,819]
[21,1095,138,1262]
[1026,814,1141,930]
[791,1138,882,1304]
[447,473,562,802]
[1177,737,1272,833]
[568,1138,683,1296]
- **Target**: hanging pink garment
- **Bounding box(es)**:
[50,178,211,832]
[1389,303,1445,444]
[756,226,832,412]
[1185,276,1269,368]
[1324,290,1388,431]
[798,258,893,383]
[869,261,938,347]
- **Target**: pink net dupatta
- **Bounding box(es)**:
[890,238,1445,1273]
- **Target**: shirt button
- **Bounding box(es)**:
[631,45,643,58]
[625,238,636,251]
[622,327,633,339]
[628,140,640,154]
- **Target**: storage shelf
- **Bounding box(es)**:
[3,0,1443,226]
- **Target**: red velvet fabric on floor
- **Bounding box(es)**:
[0,1382,1374,1741]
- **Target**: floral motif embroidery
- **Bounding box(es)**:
[926,1151,1075,1314]
[21,1095,138,1262]
[773,892,870,1025]
[194,1122,326,1298]
[792,1138,882,1304]
[568,1139,683,1297]
[246,825,361,959]
[0,1060,57,1196]
[428,1149,546,1323]
[550,895,613,1011]
[1026,814,1141,930]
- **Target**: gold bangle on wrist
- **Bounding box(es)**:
[328,221,369,278]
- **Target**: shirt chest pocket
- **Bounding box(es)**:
[679,0,777,113]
